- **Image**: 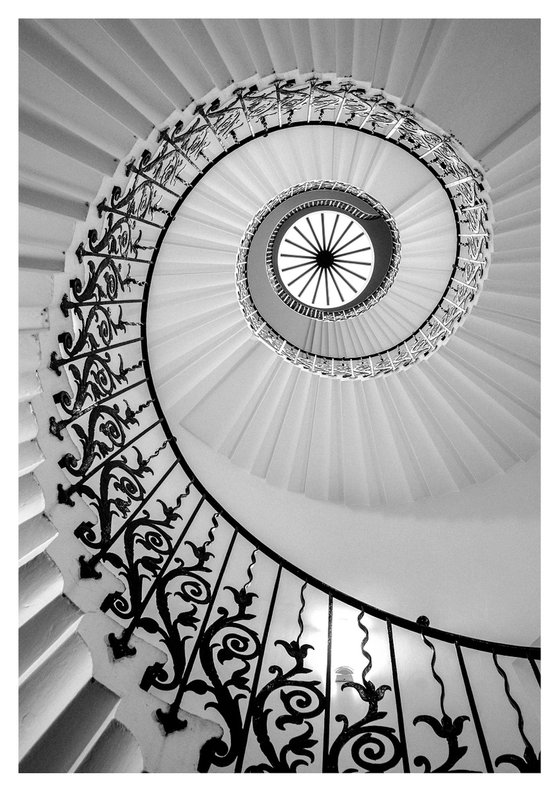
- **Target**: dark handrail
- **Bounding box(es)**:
[125,84,536,660]
[51,75,540,775]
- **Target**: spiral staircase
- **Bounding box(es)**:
[19,18,540,773]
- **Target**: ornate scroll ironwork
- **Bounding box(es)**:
[49,73,537,775]
[326,611,402,772]
[413,617,475,773]
[193,550,261,772]
[137,511,219,693]
[247,583,326,772]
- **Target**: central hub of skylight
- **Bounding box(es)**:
[237,181,401,339]
[276,210,375,310]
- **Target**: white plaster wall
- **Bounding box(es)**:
[182,426,539,646]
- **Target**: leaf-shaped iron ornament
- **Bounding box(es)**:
[50,72,538,775]
[413,714,472,773]
[495,746,540,773]
[492,653,540,773]
[326,611,402,772]
[193,552,261,772]
[246,639,326,772]
[413,616,476,773]
[246,583,326,772]
[326,679,402,773]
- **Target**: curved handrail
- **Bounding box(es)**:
[50,74,539,774]
[132,83,529,656]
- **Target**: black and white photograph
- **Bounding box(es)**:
[16,7,543,778]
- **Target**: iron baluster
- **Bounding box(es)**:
[385,116,406,140]
[77,459,181,578]
[130,143,192,188]
[53,354,143,418]
[492,653,540,772]
[106,494,205,658]
[50,336,143,375]
[62,297,145,310]
[77,219,148,263]
[124,160,182,198]
[357,104,375,130]
[528,656,541,687]
[306,80,314,123]
[156,128,203,174]
[101,480,198,626]
[326,609,401,772]
[413,616,473,773]
[96,178,170,226]
[136,510,219,693]
[386,619,410,772]
[275,81,282,128]
[455,642,493,773]
[358,611,372,684]
[195,105,228,152]
[233,564,283,772]
[58,396,153,480]
[76,247,154,265]
[96,201,165,229]
[195,548,261,771]
[56,419,162,505]
[234,87,255,138]
[56,302,138,360]
[451,277,477,292]
[419,133,453,160]
[321,594,334,772]
[72,436,173,557]
[334,86,349,124]
[67,257,146,304]
[245,581,326,772]
[50,378,148,440]
[154,529,238,733]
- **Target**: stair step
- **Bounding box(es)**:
[20,679,120,773]
[19,594,82,683]
[19,551,63,628]
[19,632,93,759]
[76,719,144,773]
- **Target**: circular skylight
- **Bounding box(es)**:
[276,210,375,310]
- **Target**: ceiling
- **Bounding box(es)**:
[147,117,538,509]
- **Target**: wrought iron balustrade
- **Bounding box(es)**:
[48,75,538,773]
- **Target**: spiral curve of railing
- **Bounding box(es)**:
[49,75,539,773]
